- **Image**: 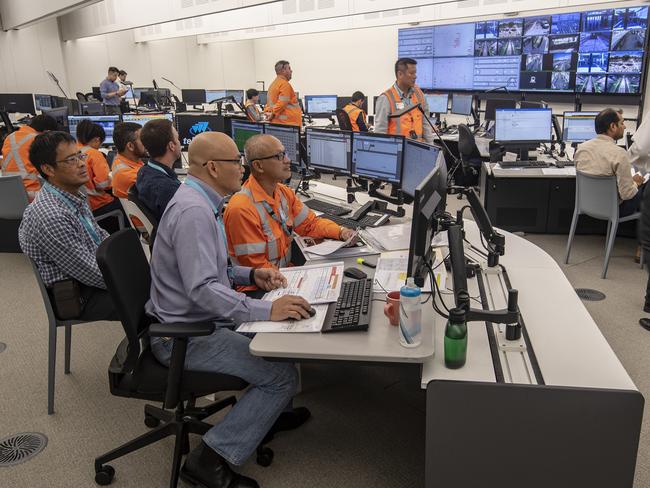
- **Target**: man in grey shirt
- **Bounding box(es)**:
[374,57,434,144]
[99,66,126,115]
[147,131,313,488]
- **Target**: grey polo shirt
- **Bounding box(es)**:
[100,79,120,106]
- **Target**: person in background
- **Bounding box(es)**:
[100,66,127,115]
[111,122,147,199]
[1,114,59,201]
[75,119,124,232]
[374,58,433,144]
[343,91,369,132]
[135,119,182,222]
[19,131,116,321]
[264,60,302,127]
[245,88,263,122]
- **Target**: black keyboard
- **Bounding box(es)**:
[304,199,351,216]
[499,160,550,168]
[322,279,372,333]
[322,213,387,229]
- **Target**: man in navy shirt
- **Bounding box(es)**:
[135,119,182,222]
[99,66,126,115]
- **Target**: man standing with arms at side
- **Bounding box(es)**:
[264,60,302,127]
[374,58,433,144]
[100,66,127,115]
[148,131,312,488]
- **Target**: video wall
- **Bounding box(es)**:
[397,6,648,94]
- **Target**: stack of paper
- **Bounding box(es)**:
[296,235,376,261]
[359,223,411,251]
[372,249,446,294]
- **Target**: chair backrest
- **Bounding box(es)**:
[96,229,152,373]
[120,197,155,236]
[128,185,159,228]
[0,176,30,219]
[575,171,619,221]
[335,108,353,131]
[27,257,59,327]
[0,111,15,134]
[75,92,88,102]
[458,124,480,160]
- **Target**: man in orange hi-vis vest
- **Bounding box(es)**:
[1,115,59,201]
[374,58,434,144]
[264,60,302,127]
[342,91,369,132]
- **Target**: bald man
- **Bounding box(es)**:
[146,132,313,488]
[224,134,355,277]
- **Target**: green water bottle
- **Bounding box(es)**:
[444,307,467,369]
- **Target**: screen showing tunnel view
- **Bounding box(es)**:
[398,6,648,94]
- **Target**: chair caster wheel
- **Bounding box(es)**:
[144,415,160,428]
[256,446,274,467]
[95,465,115,485]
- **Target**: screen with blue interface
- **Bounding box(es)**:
[306,129,351,174]
[494,108,553,142]
[425,93,449,113]
[351,133,404,183]
[562,111,599,142]
[305,95,337,115]
[398,6,648,93]
[451,93,473,115]
[401,140,442,197]
[67,115,120,145]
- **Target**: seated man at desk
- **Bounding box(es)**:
[148,131,313,488]
[224,134,355,281]
[342,91,369,132]
[574,108,644,217]
[111,122,147,198]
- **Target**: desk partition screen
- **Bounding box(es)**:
[562,111,599,142]
[351,132,404,183]
[306,128,352,175]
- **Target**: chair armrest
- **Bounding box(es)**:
[148,320,235,338]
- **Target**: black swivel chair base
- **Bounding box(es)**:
[95,397,274,487]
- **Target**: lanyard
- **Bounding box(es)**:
[43,183,102,245]
[147,162,169,176]
[261,201,293,237]
[184,179,234,283]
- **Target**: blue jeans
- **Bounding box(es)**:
[151,327,298,465]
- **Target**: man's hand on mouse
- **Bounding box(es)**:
[271,295,313,321]
[254,268,288,291]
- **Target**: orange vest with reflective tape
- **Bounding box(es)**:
[382,85,425,139]
[78,143,114,211]
[1,125,41,200]
[245,100,263,122]
[343,103,366,132]
[265,76,302,127]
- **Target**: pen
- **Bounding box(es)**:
[356,257,376,269]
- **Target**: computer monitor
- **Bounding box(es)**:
[425,93,449,114]
[121,113,174,127]
[562,111,599,143]
[138,91,161,109]
[67,115,121,145]
[206,90,227,103]
[407,161,447,287]
[42,107,69,130]
[484,98,517,121]
[92,86,102,101]
[34,94,53,111]
[264,123,301,167]
[305,128,352,175]
[175,113,223,148]
[133,87,154,99]
[305,95,337,116]
[401,140,443,197]
[0,94,36,114]
[351,132,404,184]
[450,93,473,116]
[226,90,244,104]
[182,89,206,104]
[257,91,268,106]
[494,108,552,143]
[231,120,264,153]
[80,102,105,115]
[520,101,547,109]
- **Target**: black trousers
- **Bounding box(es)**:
[49,284,118,322]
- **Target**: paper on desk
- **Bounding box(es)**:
[264,262,344,304]
[360,223,411,251]
[237,304,328,333]
[372,249,446,293]
[541,168,574,175]
[503,152,518,162]
[299,231,358,256]
[297,236,376,261]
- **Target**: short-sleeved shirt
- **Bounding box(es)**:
[100,79,120,106]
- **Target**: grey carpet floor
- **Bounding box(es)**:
[1,188,649,487]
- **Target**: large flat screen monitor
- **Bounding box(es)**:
[0,93,36,114]
[425,93,450,114]
[305,95,337,116]
[398,6,649,94]
[451,93,473,115]
[231,120,264,153]
[182,89,206,104]
[562,111,599,142]
[306,128,351,175]
[484,98,517,121]
[494,108,553,143]
[67,115,121,145]
[402,140,443,197]
[351,132,404,184]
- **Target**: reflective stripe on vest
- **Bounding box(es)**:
[2,132,39,180]
[112,162,130,173]
[80,146,110,196]
[343,104,363,131]
[238,187,291,267]
[383,87,425,137]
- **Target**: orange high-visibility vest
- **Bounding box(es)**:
[245,100,263,122]
[1,125,41,200]
[78,143,114,211]
[111,154,143,199]
[343,103,367,132]
[382,85,426,139]
[264,76,302,127]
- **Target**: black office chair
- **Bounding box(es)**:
[76,92,88,102]
[93,229,272,486]
[335,108,353,131]
[456,124,482,187]
[128,185,159,249]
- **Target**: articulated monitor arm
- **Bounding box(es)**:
[460,288,522,341]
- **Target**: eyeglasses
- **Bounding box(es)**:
[255,151,288,162]
[202,156,244,167]
[55,152,89,165]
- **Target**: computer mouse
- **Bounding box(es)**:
[343,267,367,280]
[308,308,316,317]
[555,161,565,169]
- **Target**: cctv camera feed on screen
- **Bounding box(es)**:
[398,6,648,94]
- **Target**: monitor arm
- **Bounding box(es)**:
[460,288,522,340]
[367,183,406,217]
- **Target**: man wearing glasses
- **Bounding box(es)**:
[19,131,116,321]
[224,134,355,285]
[147,131,313,488]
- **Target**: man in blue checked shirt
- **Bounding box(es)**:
[19,131,117,322]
